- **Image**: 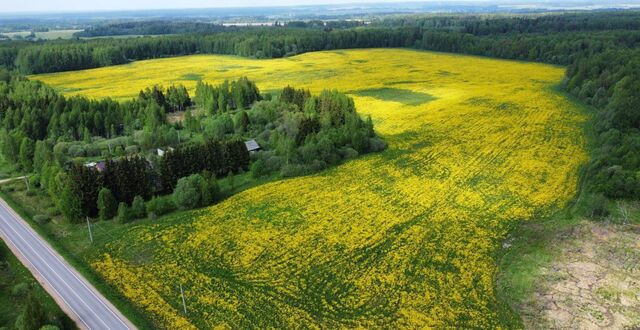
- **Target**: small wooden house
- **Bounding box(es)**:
[245,139,261,154]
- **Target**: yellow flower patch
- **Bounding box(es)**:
[35,49,587,328]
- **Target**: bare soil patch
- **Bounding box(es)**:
[523,221,640,329]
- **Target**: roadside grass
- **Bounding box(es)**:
[0,240,75,329]
[353,87,437,106]
[0,168,280,329]
[0,183,156,330]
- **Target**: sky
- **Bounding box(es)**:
[1,0,428,13]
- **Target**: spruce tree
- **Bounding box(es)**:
[97,188,117,221]
[116,202,130,224]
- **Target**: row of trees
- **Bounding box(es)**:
[73,19,365,38]
[375,11,640,35]
[194,77,261,114]
[0,71,204,175]
[74,21,230,37]
[139,84,192,112]
[2,27,422,73]
[0,73,188,143]
[97,171,220,224]
[159,139,250,192]
[58,138,249,222]
[1,12,640,75]
[59,157,151,221]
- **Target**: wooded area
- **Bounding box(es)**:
[0,11,638,200]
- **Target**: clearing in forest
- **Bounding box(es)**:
[34,49,588,328]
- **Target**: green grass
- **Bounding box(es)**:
[180,73,203,81]
[353,88,437,106]
[0,185,156,330]
[0,240,75,329]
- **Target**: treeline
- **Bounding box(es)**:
[73,20,365,38]
[0,12,637,74]
[285,20,365,29]
[3,27,422,74]
[57,138,249,222]
[374,11,640,35]
[194,77,261,114]
[73,21,230,37]
[159,139,249,192]
[0,74,187,160]
[566,49,640,198]
[3,15,640,75]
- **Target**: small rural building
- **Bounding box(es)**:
[245,139,261,153]
[84,161,106,172]
[157,146,175,157]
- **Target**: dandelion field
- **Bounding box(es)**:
[34,49,588,328]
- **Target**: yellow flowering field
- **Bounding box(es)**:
[35,49,587,328]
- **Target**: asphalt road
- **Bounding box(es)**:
[0,198,134,330]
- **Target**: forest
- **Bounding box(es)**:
[73,21,232,37]
[72,19,365,38]
[0,11,637,199]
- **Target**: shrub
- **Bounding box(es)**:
[173,174,204,210]
[11,283,29,297]
[338,146,358,160]
[280,164,308,177]
[45,207,61,217]
[25,189,36,196]
[28,175,40,188]
[585,193,610,219]
[264,154,283,173]
[67,144,85,158]
[131,195,146,219]
[116,202,130,224]
[97,188,117,221]
[84,144,101,157]
[369,137,387,152]
[125,145,139,155]
[200,171,219,205]
[146,195,176,217]
[16,292,46,330]
[310,159,327,172]
[250,159,267,178]
[33,214,50,225]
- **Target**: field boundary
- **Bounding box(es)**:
[494,84,599,328]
